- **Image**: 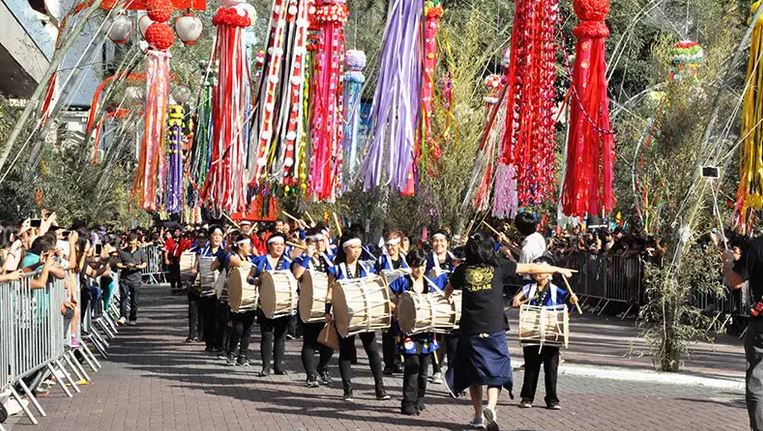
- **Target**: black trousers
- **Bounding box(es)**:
[168,261,181,291]
[382,329,402,370]
[199,295,217,348]
[301,321,333,380]
[520,345,559,405]
[745,318,763,430]
[260,312,289,372]
[338,332,384,392]
[229,310,256,357]
[402,354,430,410]
[214,300,231,352]
[119,278,141,322]
[187,291,200,339]
[445,331,460,372]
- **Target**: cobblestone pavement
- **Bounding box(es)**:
[7,286,749,431]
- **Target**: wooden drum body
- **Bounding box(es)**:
[518,304,569,348]
[380,268,410,286]
[299,271,329,323]
[198,256,219,288]
[259,270,299,319]
[397,290,462,335]
[179,251,197,282]
[332,276,392,338]
[228,265,257,312]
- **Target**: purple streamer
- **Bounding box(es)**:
[166,123,183,214]
[360,0,423,192]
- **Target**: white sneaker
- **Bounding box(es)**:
[430,371,443,384]
[3,398,29,416]
[482,406,499,431]
[469,413,485,429]
[117,317,127,326]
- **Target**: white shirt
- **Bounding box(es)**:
[519,232,547,264]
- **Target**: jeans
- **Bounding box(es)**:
[120,278,140,322]
[301,322,333,380]
[402,354,429,411]
[338,332,384,393]
[187,291,200,339]
[214,300,231,352]
[228,310,256,357]
[260,312,289,372]
[199,295,217,348]
[520,345,559,406]
[745,318,763,431]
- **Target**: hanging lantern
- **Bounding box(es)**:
[108,15,133,44]
[175,14,203,46]
[139,15,153,38]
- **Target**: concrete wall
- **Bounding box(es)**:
[0,0,55,97]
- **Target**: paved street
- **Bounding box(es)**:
[7,286,750,431]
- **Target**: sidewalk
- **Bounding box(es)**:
[5,286,748,431]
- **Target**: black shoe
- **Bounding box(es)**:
[546,403,561,410]
[392,364,404,374]
[342,390,354,401]
[192,337,201,343]
[400,405,418,416]
[306,378,320,388]
[204,346,215,352]
[237,356,250,367]
[383,366,395,376]
[286,334,296,341]
[225,355,237,366]
[318,370,332,385]
[274,369,287,375]
[376,389,391,401]
[185,337,194,343]
[416,401,426,412]
[257,369,271,377]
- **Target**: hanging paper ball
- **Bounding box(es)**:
[669,40,704,81]
[256,50,265,66]
[212,7,252,27]
[233,2,257,22]
[573,0,609,22]
[314,2,348,24]
[345,49,366,71]
[221,0,245,6]
[145,22,175,50]
[483,74,504,104]
[125,86,144,101]
[108,15,133,44]
[175,14,203,46]
[138,15,153,38]
[145,0,174,23]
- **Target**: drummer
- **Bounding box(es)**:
[376,229,409,376]
[426,229,456,384]
[389,249,440,416]
[210,228,236,359]
[511,255,578,410]
[225,233,258,367]
[324,234,389,402]
[251,233,293,376]
[292,227,335,388]
[197,226,224,352]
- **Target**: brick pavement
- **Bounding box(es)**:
[6,286,750,431]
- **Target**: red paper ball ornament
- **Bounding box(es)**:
[145,0,174,23]
[573,0,610,22]
[144,22,175,50]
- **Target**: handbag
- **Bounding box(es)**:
[318,322,340,350]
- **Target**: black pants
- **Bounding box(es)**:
[168,261,181,291]
[214,300,231,352]
[119,278,140,322]
[402,354,430,410]
[445,331,460,372]
[301,321,333,380]
[288,314,302,338]
[187,291,200,339]
[520,345,559,406]
[338,332,384,392]
[382,329,402,370]
[745,318,763,430]
[260,312,289,372]
[229,310,256,357]
[199,295,217,348]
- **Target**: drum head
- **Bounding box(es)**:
[397,292,416,334]
[332,283,350,338]
[259,272,276,319]
[228,267,244,308]
[299,271,315,323]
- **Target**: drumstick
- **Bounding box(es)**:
[332,212,343,237]
[462,218,476,239]
[221,212,241,230]
[287,241,307,250]
[282,210,301,223]
[304,211,316,227]
[480,220,501,236]
[561,274,583,315]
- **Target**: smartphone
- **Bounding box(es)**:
[61,230,70,239]
[30,219,41,228]
[95,244,103,255]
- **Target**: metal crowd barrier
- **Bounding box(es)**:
[0,271,105,428]
[141,245,166,284]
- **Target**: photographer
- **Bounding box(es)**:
[117,232,147,326]
[723,239,763,431]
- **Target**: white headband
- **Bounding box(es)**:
[211,228,224,236]
[236,238,251,246]
[432,233,448,241]
[308,234,325,241]
[268,236,285,245]
[385,237,401,246]
[342,238,362,249]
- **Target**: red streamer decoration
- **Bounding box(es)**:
[308,0,348,201]
[561,0,615,217]
[498,0,558,207]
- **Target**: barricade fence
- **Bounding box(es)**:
[141,245,166,284]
